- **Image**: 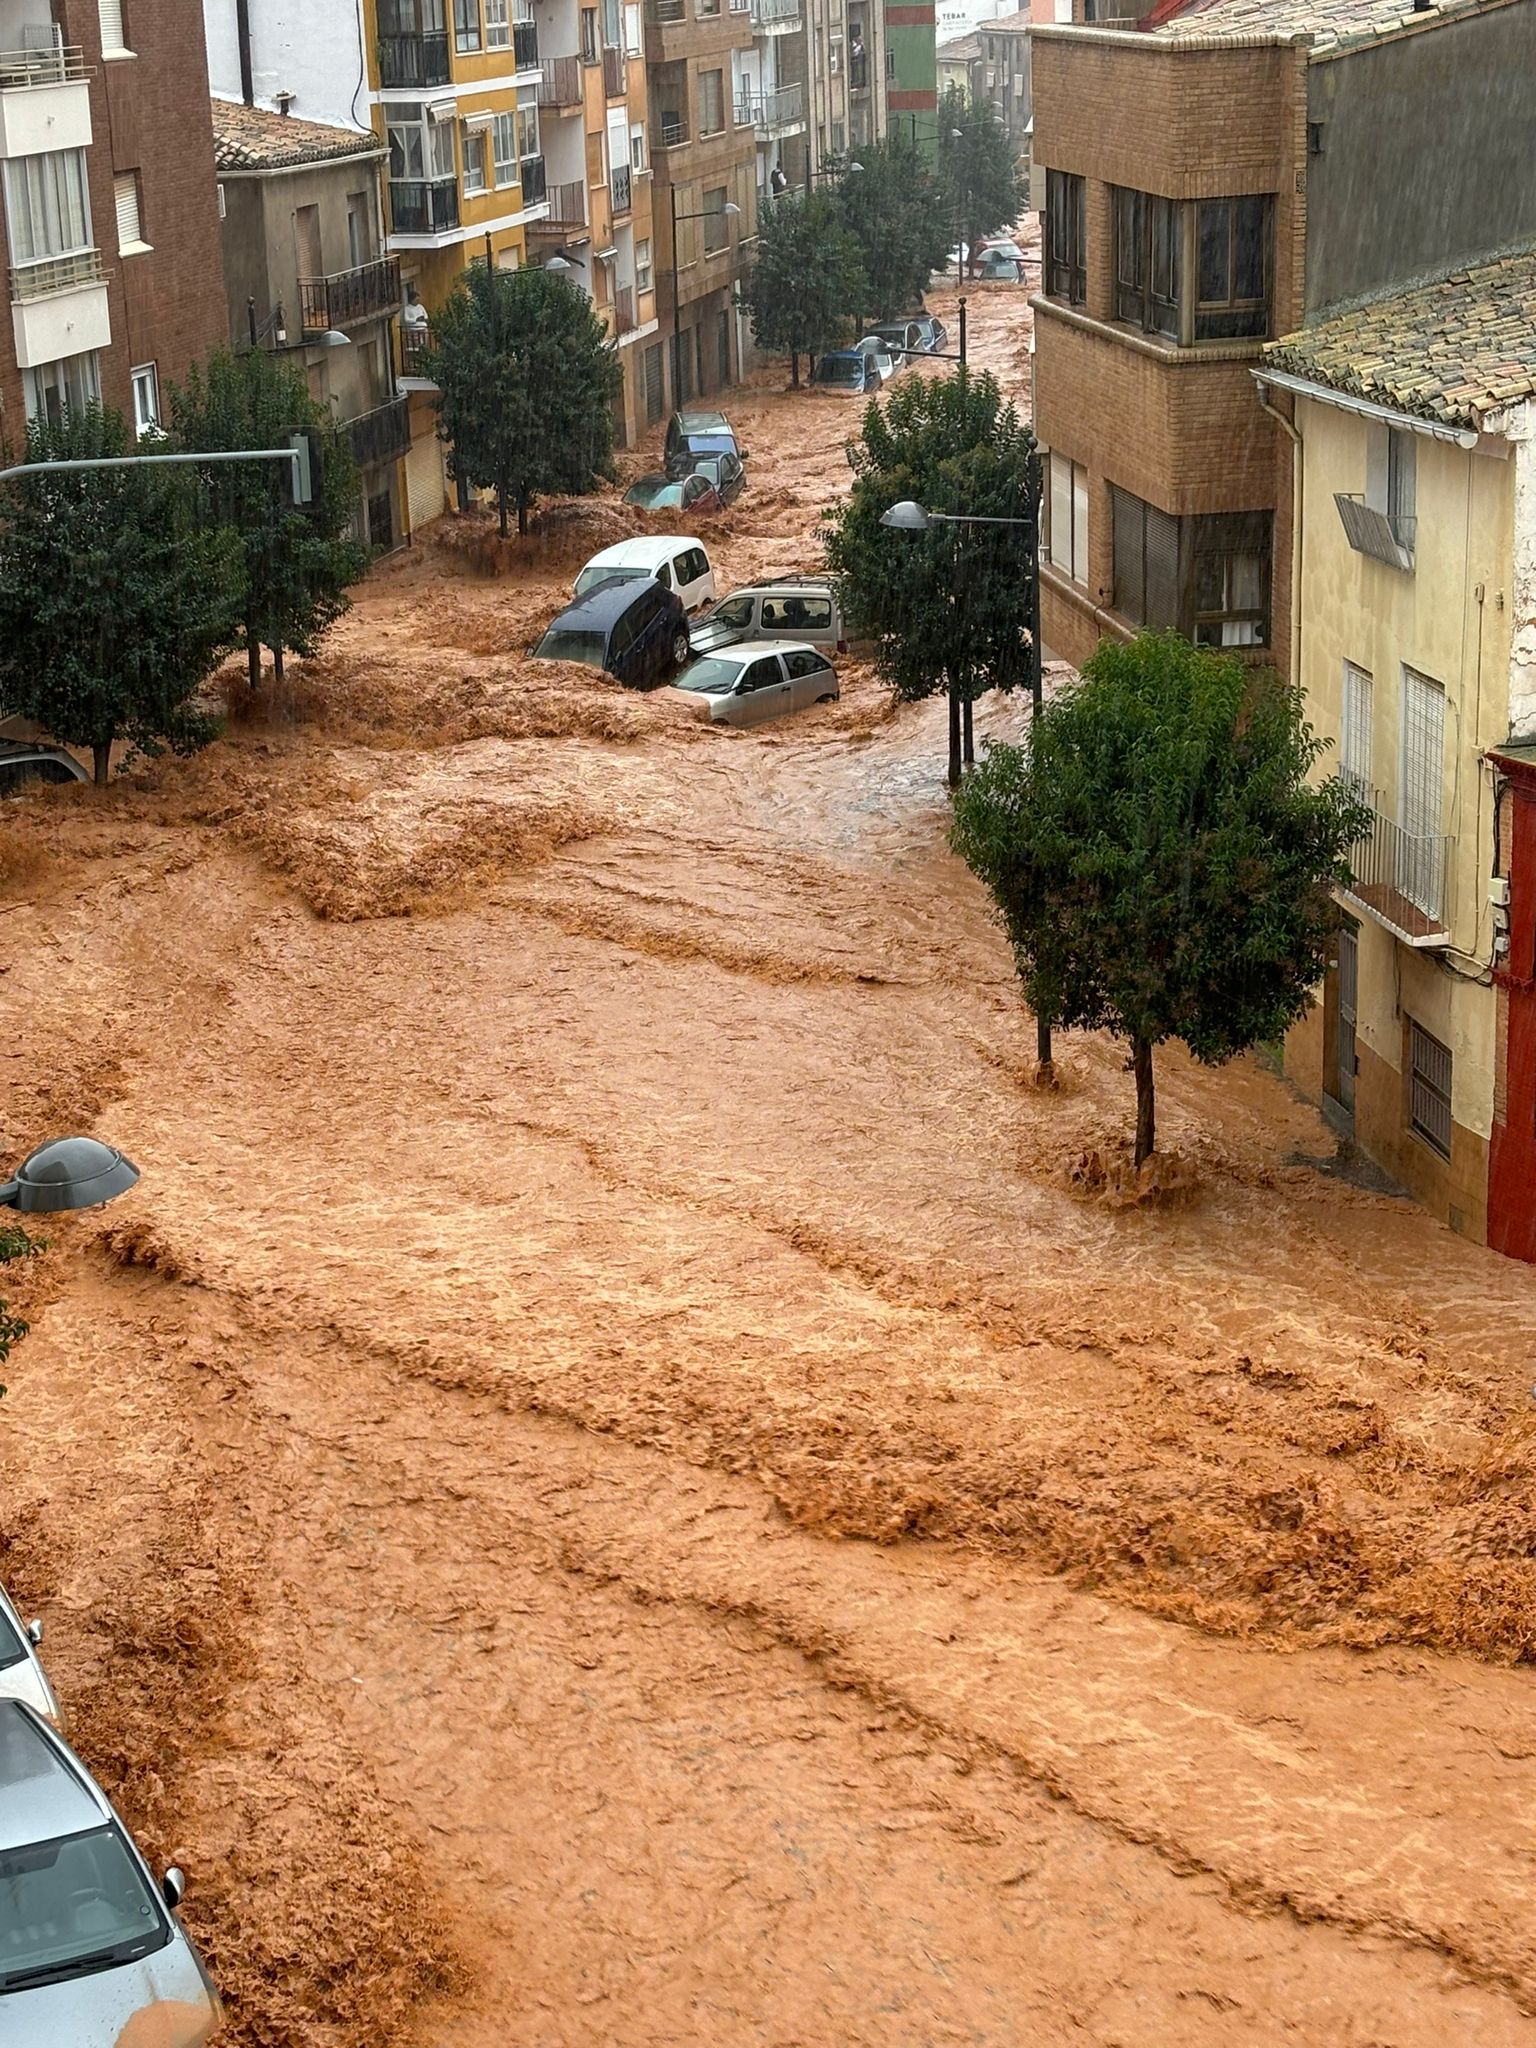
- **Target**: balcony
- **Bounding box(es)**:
[538,53,581,105]
[1335,492,1415,574]
[656,109,689,147]
[514,17,539,66]
[9,248,109,370]
[529,178,587,231]
[397,321,437,383]
[10,246,104,301]
[602,44,627,96]
[1340,793,1451,947]
[377,30,451,89]
[520,154,547,204]
[615,283,637,333]
[849,51,868,90]
[0,42,91,159]
[611,162,632,214]
[647,0,687,17]
[298,256,402,333]
[736,81,803,135]
[0,40,85,87]
[389,175,461,236]
[749,0,802,25]
[347,394,413,472]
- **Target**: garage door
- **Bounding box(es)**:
[404,409,447,534]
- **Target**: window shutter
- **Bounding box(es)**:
[114,172,141,250]
[97,0,127,53]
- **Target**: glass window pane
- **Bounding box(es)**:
[1197,200,1228,304]
[1233,196,1265,300]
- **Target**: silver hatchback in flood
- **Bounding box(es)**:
[667,641,840,726]
[0,1578,62,1726]
[0,1699,222,2047]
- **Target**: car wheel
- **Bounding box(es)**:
[671,627,691,667]
[816,691,836,703]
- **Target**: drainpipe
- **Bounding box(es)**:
[235,0,255,106]
[1255,375,1304,692]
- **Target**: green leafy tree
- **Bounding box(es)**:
[0,1225,43,1399]
[821,369,1037,786]
[830,132,951,321]
[0,407,240,784]
[935,86,1029,277]
[170,346,367,692]
[951,633,1371,1167]
[739,189,867,387]
[432,263,621,537]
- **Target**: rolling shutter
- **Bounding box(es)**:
[97,0,128,53]
[114,172,142,251]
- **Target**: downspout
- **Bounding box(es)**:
[235,0,255,106]
[1255,376,1303,691]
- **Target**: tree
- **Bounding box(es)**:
[432,263,622,537]
[739,189,867,387]
[170,347,367,692]
[0,407,240,784]
[821,369,1037,786]
[950,633,1372,1167]
[829,132,951,322]
[935,86,1029,277]
[0,1225,43,1402]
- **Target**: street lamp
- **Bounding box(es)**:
[669,191,740,405]
[0,1137,140,1216]
[879,469,1052,1070]
[542,253,574,272]
[246,297,350,351]
[807,158,863,191]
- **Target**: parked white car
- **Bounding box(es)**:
[0,1578,61,1727]
[667,642,840,727]
[574,536,716,614]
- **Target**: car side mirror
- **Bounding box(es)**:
[25,1619,42,1648]
[739,448,749,460]
[733,681,752,695]
[162,1867,186,1908]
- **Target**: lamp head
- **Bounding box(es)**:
[0,1137,140,1216]
[879,499,930,532]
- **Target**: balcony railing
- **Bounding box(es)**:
[749,0,802,23]
[615,283,636,333]
[389,175,461,235]
[657,110,688,146]
[10,247,105,302]
[514,18,539,65]
[647,0,688,19]
[0,41,86,88]
[611,162,632,213]
[1335,492,1416,574]
[398,321,437,380]
[737,82,802,133]
[536,178,587,226]
[849,51,868,88]
[602,44,627,95]
[298,256,402,333]
[520,154,547,204]
[377,30,451,88]
[1341,791,1451,947]
[347,394,413,472]
[538,53,581,104]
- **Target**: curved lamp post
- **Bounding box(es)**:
[0,1137,140,1216]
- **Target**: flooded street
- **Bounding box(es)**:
[7,267,1536,2046]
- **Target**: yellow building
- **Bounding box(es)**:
[1259,249,1536,1250]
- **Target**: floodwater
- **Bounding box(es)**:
[7,255,1536,2047]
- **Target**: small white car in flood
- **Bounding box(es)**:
[573,536,716,614]
[0,1578,61,1727]
[667,642,840,727]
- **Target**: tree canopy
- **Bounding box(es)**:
[170,345,367,691]
[829,133,951,322]
[951,632,1371,1165]
[935,86,1028,274]
[739,188,867,386]
[820,369,1038,784]
[0,405,240,784]
[432,263,622,536]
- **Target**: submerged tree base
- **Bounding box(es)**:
[1067,1144,1202,1208]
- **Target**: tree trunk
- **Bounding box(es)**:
[962,696,974,767]
[1132,1036,1155,1170]
[790,348,800,389]
[92,739,111,787]
[946,688,961,789]
[273,644,285,684]
[498,483,509,540]
[246,633,261,692]
[517,488,529,537]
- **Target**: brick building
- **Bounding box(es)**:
[1,0,226,442]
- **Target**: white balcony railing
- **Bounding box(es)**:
[1340,789,1450,947]
[0,41,87,87]
[10,247,105,302]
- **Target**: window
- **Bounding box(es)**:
[1047,453,1089,586]
[1044,170,1084,305]
[3,149,92,266]
[581,6,598,60]
[130,363,159,437]
[455,0,481,49]
[765,596,833,631]
[602,0,621,42]
[1366,423,1417,552]
[23,350,100,425]
[492,109,518,185]
[1194,196,1269,340]
[625,1,642,53]
[1111,486,1183,630]
[485,0,510,43]
[1400,665,1445,917]
[702,184,729,251]
[462,123,488,192]
[1341,662,1373,796]
[644,340,664,422]
[389,105,455,183]
[295,201,322,278]
[636,236,652,291]
[1408,1020,1453,1160]
[516,86,538,163]
[347,192,373,266]
[631,124,647,171]
[699,68,724,136]
[1111,488,1270,646]
[785,649,832,680]
[113,170,148,253]
[1114,186,1178,339]
[97,0,130,53]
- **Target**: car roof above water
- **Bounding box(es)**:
[552,577,671,631]
[585,536,704,572]
[0,1700,103,1852]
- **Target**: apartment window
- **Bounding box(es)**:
[1044,170,1085,305]
[1366,423,1417,550]
[1047,453,1089,586]
[831,119,845,154]
[702,184,729,251]
[699,68,725,136]
[885,44,895,77]
[462,122,488,192]
[516,86,538,162]
[130,363,160,438]
[97,0,130,54]
[602,0,621,42]
[1194,196,1269,340]
[1408,1020,1453,1160]
[491,110,518,184]
[485,0,510,43]
[3,150,92,266]
[1113,186,1179,339]
[1112,487,1182,630]
[347,192,374,266]
[581,6,598,60]
[455,0,482,49]
[631,124,647,171]
[1341,661,1373,796]
[22,350,100,426]
[389,105,455,182]
[113,170,148,253]
[636,236,652,291]
[1111,488,1270,646]
[1400,665,1446,920]
[625,1,643,53]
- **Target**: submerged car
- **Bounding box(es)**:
[667,641,840,727]
[574,536,716,613]
[908,312,948,354]
[868,320,923,364]
[0,1579,62,1726]
[0,1698,223,2046]
[810,349,882,396]
[622,471,722,515]
[532,576,691,688]
[678,449,746,506]
[689,579,846,656]
[0,744,87,797]
[663,408,746,474]
[977,249,1025,282]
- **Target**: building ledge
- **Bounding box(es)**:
[1031,295,1270,367]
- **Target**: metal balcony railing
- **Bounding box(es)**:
[298,256,402,332]
[647,0,687,20]
[347,394,413,471]
[534,177,586,226]
[737,81,802,132]
[616,283,636,333]
[520,154,547,203]
[514,18,539,65]
[0,41,86,87]
[1335,492,1416,573]
[389,175,460,235]
[611,162,632,213]
[377,30,451,87]
[749,0,802,24]
[538,54,581,103]
[657,110,688,145]
[1340,790,1451,946]
[602,44,627,95]
[397,322,437,380]
[10,247,105,301]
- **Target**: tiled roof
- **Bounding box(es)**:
[977,6,1034,28]
[211,98,382,172]
[939,30,984,55]
[1263,246,1536,428]
[1153,0,1510,51]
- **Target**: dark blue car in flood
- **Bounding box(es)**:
[531,574,692,689]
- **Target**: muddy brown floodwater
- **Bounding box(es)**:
[6,263,1536,2048]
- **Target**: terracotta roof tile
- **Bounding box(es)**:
[211,98,382,172]
[1152,0,1510,49]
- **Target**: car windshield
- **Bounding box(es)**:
[814,359,862,387]
[574,565,646,597]
[674,658,744,695]
[624,480,681,508]
[534,627,609,666]
[0,1824,170,1992]
[0,1605,26,1673]
[689,458,724,483]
